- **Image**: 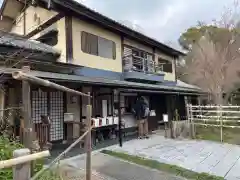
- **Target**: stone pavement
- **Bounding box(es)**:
[62,152,186,180]
[106,134,240,180]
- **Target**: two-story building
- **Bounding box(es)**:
[0,0,201,145]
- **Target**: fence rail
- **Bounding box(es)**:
[187,104,240,143]
[0,150,50,170]
[190,105,240,108]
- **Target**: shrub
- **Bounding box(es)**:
[0,135,43,180]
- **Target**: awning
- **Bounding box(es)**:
[2,67,203,95]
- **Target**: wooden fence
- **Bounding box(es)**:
[0,149,50,180]
[187,104,240,143]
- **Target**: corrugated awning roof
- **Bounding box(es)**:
[2,67,203,94]
[0,31,60,56]
[176,80,201,90]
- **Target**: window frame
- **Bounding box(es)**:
[81,31,116,60]
[157,58,173,73]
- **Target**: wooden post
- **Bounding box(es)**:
[164,121,167,138]
[13,149,30,180]
[32,127,93,180]
[118,91,122,147]
[86,92,92,180]
[22,66,33,149]
[166,95,174,138]
[219,105,223,142]
[189,104,195,138]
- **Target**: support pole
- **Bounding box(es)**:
[21,66,32,149]
[219,105,223,142]
[118,91,122,147]
[13,149,30,180]
[86,92,92,180]
[12,71,91,97]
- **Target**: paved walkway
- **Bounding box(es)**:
[62,153,186,180]
[106,135,240,180]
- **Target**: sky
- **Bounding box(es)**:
[0,0,235,49]
[77,0,235,49]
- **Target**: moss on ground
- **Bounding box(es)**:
[101,150,224,180]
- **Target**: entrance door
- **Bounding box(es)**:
[148,94,167,131]
[31,90,64,142]
[49,91,64,141]
[32,90,48,124]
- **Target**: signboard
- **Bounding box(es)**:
[64,113,74,122]
[163,114,168,122]
[150,110,156,116]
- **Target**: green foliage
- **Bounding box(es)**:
[0,135,44,180]
[178,25,233,51]
[35,170,62,180]
[102,150,224,180]
[0,135,23,180]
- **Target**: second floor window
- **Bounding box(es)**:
[81,31,116,59]
[38,30,58,46]
[157,58,173,73]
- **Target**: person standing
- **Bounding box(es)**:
[133,96,149,139]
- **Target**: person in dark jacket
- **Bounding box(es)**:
[133,96,149,139]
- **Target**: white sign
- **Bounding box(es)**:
[64,113,74,122]
[150,110,156,116]
[163,114,168,122]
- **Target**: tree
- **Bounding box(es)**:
[179,0,240,51]
[178,25,231,51]
[179,1,240,104]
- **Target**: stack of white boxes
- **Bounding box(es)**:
[92,117,119,127]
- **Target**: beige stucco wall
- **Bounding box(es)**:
[11,6,57,35]
[30,18,66,63]
[123,38,153,53]
[72,18,122,72]
[155,50,176,82]
[53,18,66,63]
[11,15,24,34]
[10,5,66,62]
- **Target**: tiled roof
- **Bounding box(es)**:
[0,31,60,56]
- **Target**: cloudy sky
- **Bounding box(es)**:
[0,0,235,49]
[77,0,235,49]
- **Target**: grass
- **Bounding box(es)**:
[101,150,224,180]
[36,170,62,180]
[195,125,240,145]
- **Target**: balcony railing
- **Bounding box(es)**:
[123,54,156,74]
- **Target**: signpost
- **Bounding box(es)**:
[163,114,168,137]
